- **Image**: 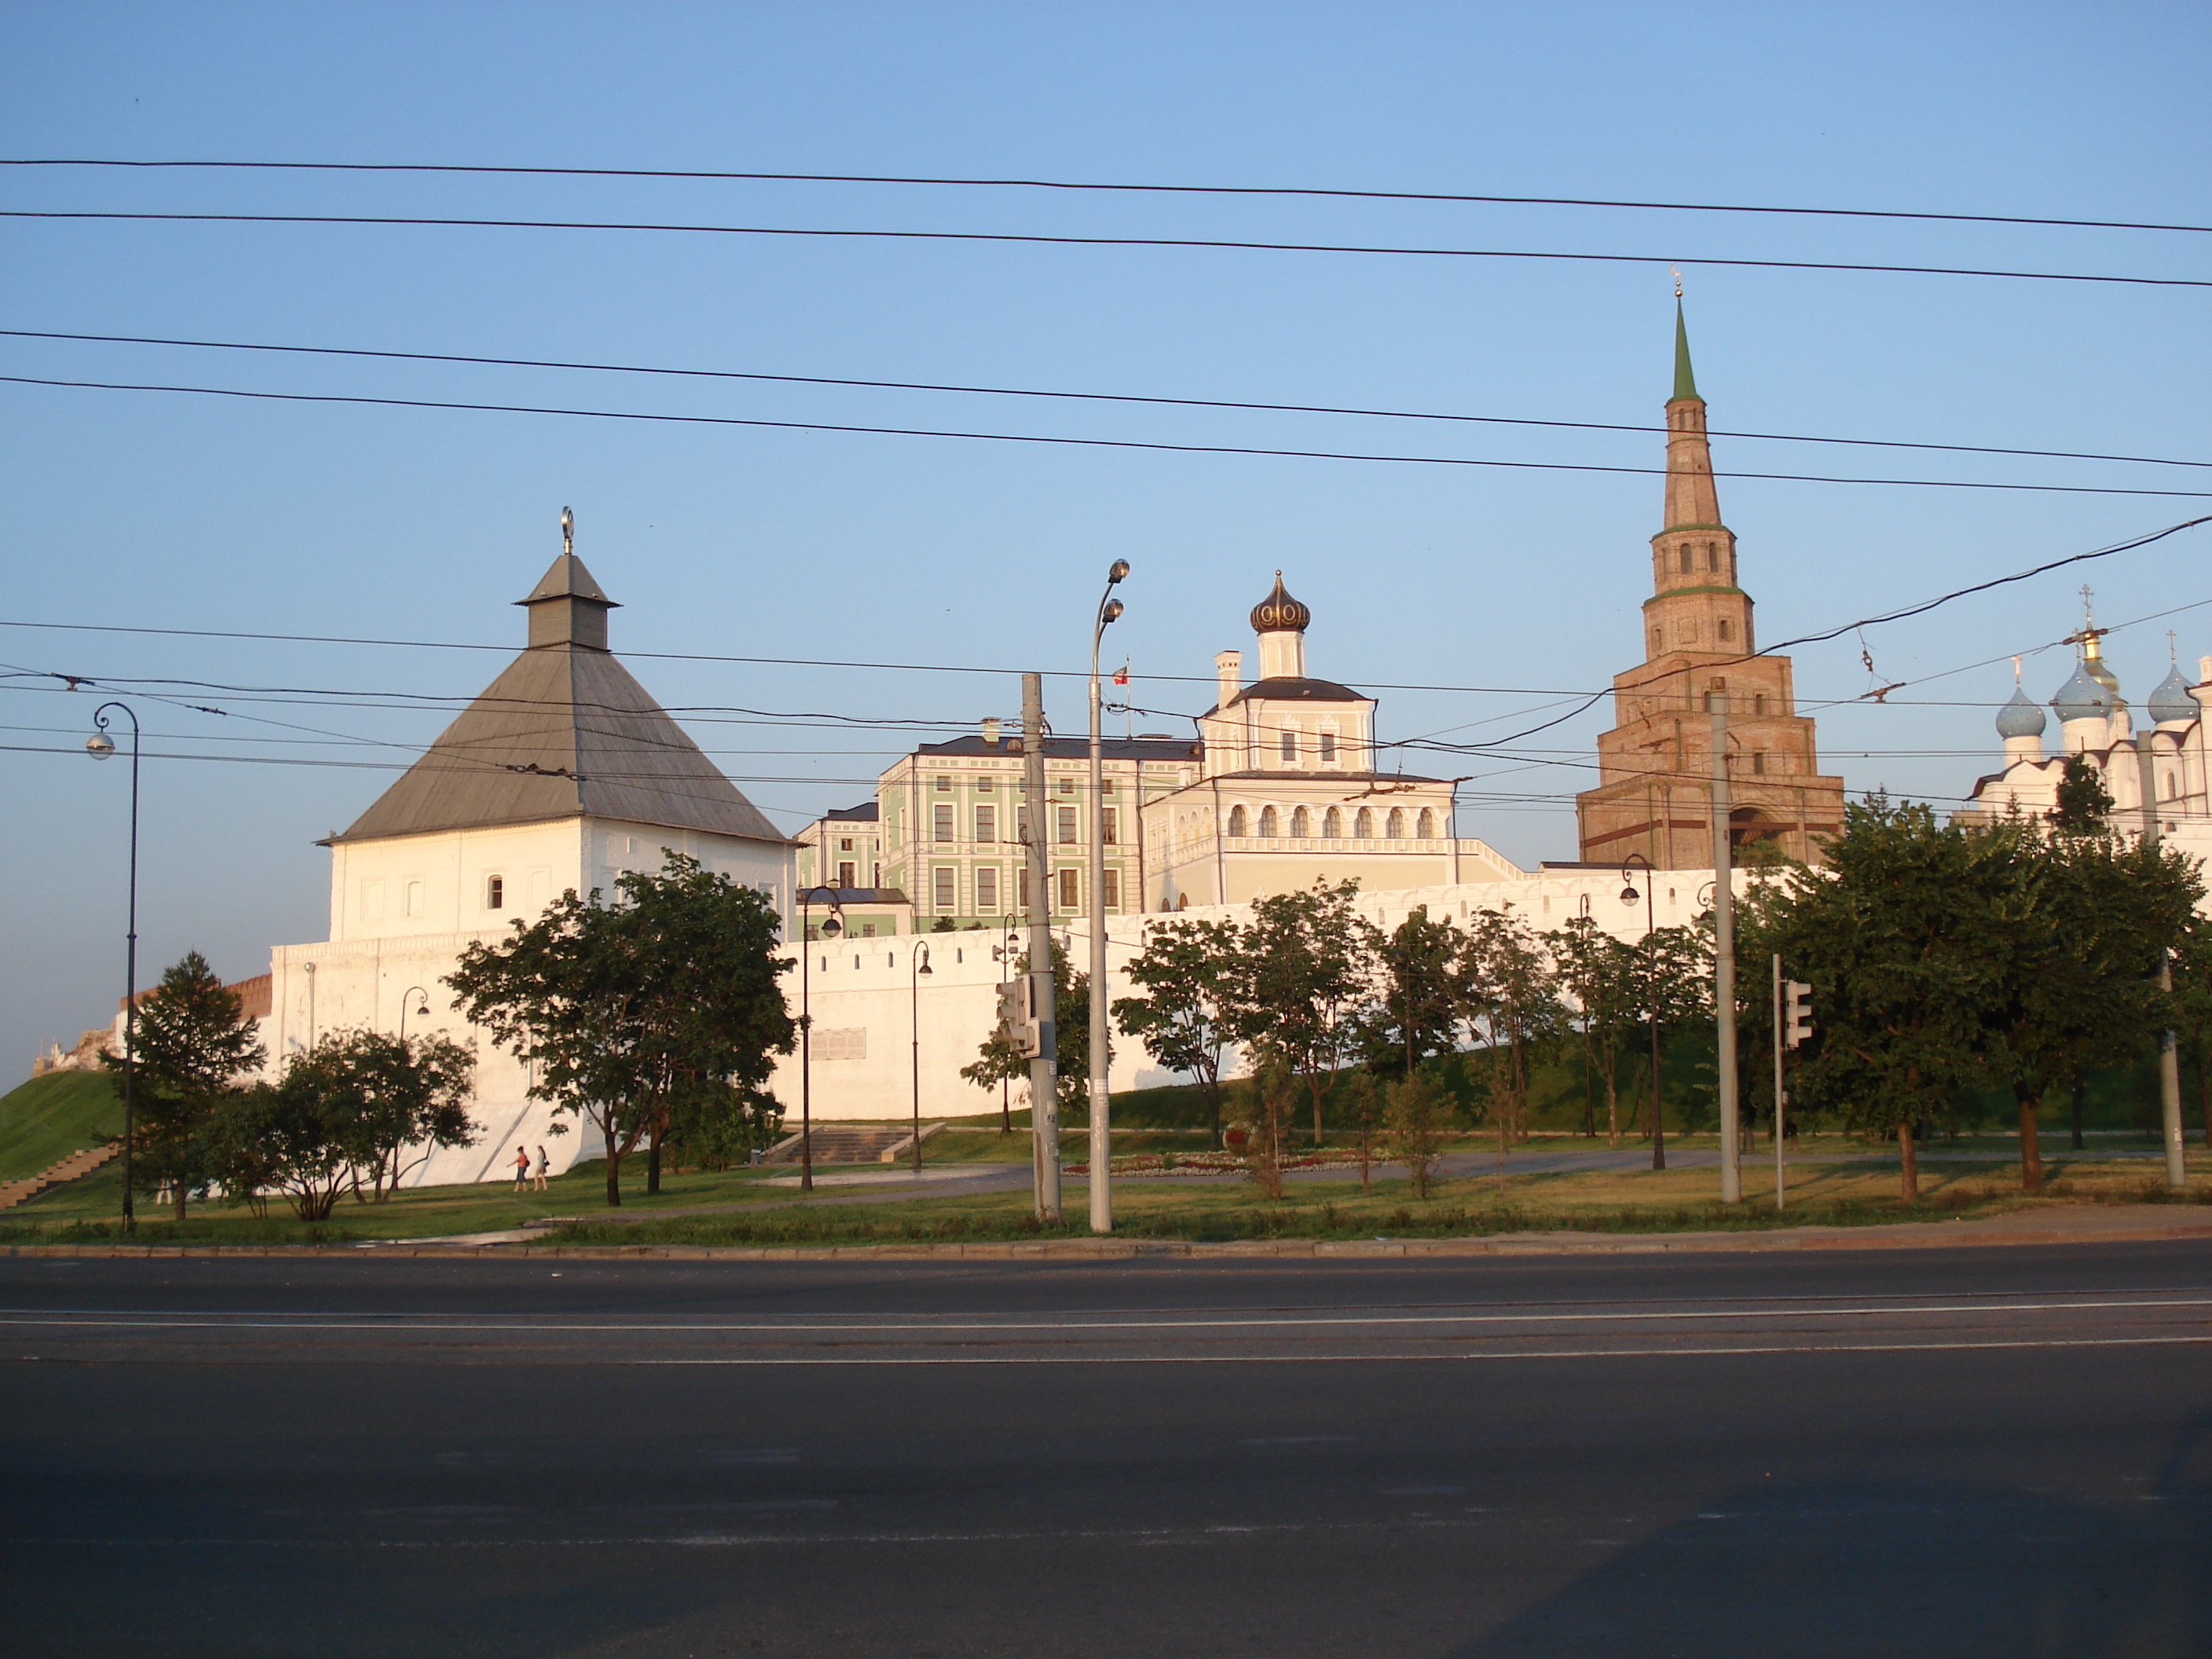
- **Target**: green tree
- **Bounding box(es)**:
[203,1028,478,1217]
[103,950,265,1219]
[1385,1071,1453,1199]
[2170,917,2212,1149]
[1979,827,2202,1189]
[1745,796,2018,1202]
[1230,880,1375,1147]
[665,1080,786,1172]
[2051,754,2115,833]
[960,939,1091,1113]
[1456,907,1566,1167]
[1358,905,1464,1078]
[1546,917,1642,1144]
[446,853,797,1206]
[1232,1053,1298,1202]
[1112,916,1244,1149]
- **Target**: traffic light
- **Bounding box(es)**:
[1782,980,1815,1050]
[997,976,1042,1059]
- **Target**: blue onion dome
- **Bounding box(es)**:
[1250,570,1311,634]
[2149,662,2198,725]
[1996,686,2047,739]
[2050,660,2114,723]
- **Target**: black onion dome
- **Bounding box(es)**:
[1251,570,1311,634]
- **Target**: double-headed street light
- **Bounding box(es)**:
[797,884,846,1193]
[910,940,933,1176]
[1620,853,1665,1172]
[1088,559,1130,1235]
[86,701,141,1234]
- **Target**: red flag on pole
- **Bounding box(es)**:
[1113,660,1129,687]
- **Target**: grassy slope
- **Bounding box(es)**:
[0,1071,123,1181]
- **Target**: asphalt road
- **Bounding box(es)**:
[4,1243,2210,1657]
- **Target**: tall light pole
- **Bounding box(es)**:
[1087,559,1130,1234]
[86,701,140,1234]
[910,940,932,1175]
[1620,853,1664,1171]
[2135,731,2188,1187]
[397,985,430,1043]
[1707,691,1741,1203]
[1021,672,1060,1224]
[797,884,844,1194]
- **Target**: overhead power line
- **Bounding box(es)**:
[4,210,2204,290]
[5,157,2206,236]
[7,375,2207,499]
[9,328,2203,473]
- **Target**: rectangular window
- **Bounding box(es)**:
[837,860,857,888]
[1015,804,1031,844]
[838,837,854,851]
[1101,807,1119,846]
[932,803,954,842]
[1319,732,1336,763]
[976,773,995,793]
[974,804,996,842]
[1056,805,1078,844]
[1101,776,1116,795]
[934,775,952,792]
[1752,753,1767,775]
[1103,868,1121,910]
[1280,730,1298,760]
[932,866,956,912]
[1017,865,1030,913]
[1058,778,1075,794]
[976,866,1000,912]
[1057,868,1079,910]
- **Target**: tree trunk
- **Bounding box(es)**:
[172,1183,187,1222]
[1582,1027,1595,1138]
[647,1136,662,1195]
[2196,1053,2210,1149]
[2016,1089,2043,1192]
[1206,1079,1223,1152]
[2069,1079,2086,1150]
[603,1117,623,1207]
[1605,1059,1620,1148]
[1310,1073,1328,1149]
[1899,1119,1920,1204]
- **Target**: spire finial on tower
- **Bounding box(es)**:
[1671,295,1700,403]
[561,505,574,558]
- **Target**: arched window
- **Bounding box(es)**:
[1291,806,1310,838]
[1322,806,1342,837]
[2165,772,2177,800]
[1415,808,1434,838]
[1678,547,1693,574]
[1227,805,1247,837]
[1705,542,1718,572]
[1258,806,1279,837]
[1651,628,1663,654]
[1386,808,1404,840]
[1354,808,1373,839]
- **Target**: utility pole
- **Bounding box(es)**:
[2136,731,2187,1188]
[1087,562,1127,1234]
[1708,690,1740,1203]
[1023,672,1060,1223]
[1771,954,1785,1210]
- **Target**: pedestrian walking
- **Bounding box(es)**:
[512,1145,529,1192]
[533,1144,550,1192]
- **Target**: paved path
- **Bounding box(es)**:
[2,1243,2208,1656]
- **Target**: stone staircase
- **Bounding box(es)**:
[762,1124,945,1166]
[0,1142,120,1213]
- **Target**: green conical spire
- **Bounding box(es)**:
[1672,299,1700,402]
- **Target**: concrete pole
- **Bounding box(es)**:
[1771,952,1785,1211]
[1088,640,1112,1233]
[2136,732,2188,1188]
[1708,690,1741,1203]
[1024,673,1061,1223]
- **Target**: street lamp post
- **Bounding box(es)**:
[1087,559,1130,1235]
[910,941,932,1175]
[1620,854,1665,1171]
[86,701,141,1234]
[397,985,430,1043]
[797,884,845,1194]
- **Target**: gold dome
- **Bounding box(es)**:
[1250,570,1311,634]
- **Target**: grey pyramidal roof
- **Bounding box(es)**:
[335,549,786,846]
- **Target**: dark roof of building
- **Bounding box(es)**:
[1224,676,1370,708]
[801,887,909,906]
[823,801,880,822]
[1207,770,1447,786]
[334,551,786,846]
[914,734,1201,761]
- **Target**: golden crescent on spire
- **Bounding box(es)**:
[1671,265,1683,298]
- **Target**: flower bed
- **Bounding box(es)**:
[1060,1148,1372,1178]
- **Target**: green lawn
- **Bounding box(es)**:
[5,1124,2205,1247]
[0,1071,123,1181]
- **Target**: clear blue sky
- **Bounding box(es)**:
[2,2,2207,1070]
